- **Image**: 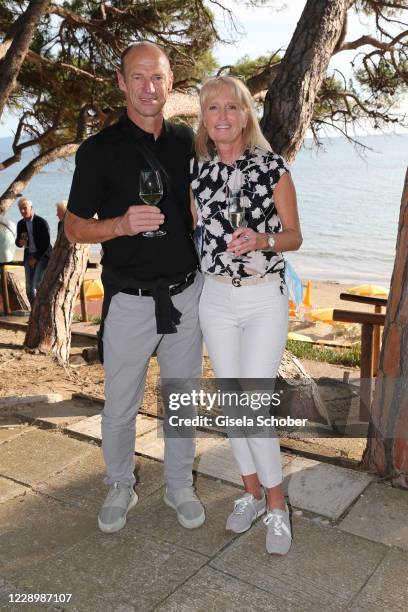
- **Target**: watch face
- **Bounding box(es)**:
[268,235,275,248]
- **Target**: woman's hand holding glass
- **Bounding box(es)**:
[226,187,246,231]
[227,226,267,256]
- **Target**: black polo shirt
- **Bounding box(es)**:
[67,114,198,281]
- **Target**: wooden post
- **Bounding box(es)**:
[333,309,385,422]
[373,305,382,377]
[339,293,387,379]
[79,281,88,322]
[360,323,374,422]
[0,264,11,315]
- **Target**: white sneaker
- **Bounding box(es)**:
[264,504,292,555]
[226,492,266,534]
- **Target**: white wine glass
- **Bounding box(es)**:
[226,187,247,231]
[139,169,166,237]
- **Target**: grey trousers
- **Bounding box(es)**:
[101,273,203,489]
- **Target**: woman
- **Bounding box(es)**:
[190,76,302,555]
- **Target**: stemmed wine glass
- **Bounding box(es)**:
[226,187,247,231]
[139,169,166,237]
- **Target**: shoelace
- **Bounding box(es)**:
[263,511,292,538]
[233,494,255,515]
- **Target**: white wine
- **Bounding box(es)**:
[139,169,166,237]
[140,192,163,206]
[229,211,244,229]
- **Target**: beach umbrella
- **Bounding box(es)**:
[287,332,313,342]
[310,308,335,324]
[82,278,104,301]
[347,284,389,297]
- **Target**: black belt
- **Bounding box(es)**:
[121,270,196,297]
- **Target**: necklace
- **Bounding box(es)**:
[219,148,245,166]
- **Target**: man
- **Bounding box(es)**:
[15,198,51,306]
[65,42,204,534]
[56,200,67,235]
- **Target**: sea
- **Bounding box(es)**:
[1,132,406,286]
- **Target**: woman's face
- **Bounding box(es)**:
[202,84,248,149]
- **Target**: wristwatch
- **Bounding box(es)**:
[266,233,276,250]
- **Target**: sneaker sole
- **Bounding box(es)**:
[267,546,292,556]
[98,491,138,534]
[226,507,266,534]
[163,493,205,529]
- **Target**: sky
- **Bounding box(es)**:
[212,0,367,75]
[0,0,406,137]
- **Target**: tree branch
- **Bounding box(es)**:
[335,34,395,53]
[0,0,51,119]
[0,141,81,214]
[26,50,111,83]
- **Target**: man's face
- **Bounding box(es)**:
[56,206,65,221]
[19,201,33,220]
[118,47,173,119]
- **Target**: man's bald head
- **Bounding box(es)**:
[120,42,171,77]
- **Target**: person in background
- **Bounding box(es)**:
[191,75,302,555]
[15,198,52,306]
[56,200,67,234]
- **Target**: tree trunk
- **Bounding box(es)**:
[24,230,89,366]
[260,0,349,161]
[362,169,408,488]
[0,142,80,214]
[0,0,51,119]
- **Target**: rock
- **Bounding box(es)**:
[82,347,100,363]
[69,355,87,367]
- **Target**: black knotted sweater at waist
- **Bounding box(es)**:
[101,267,196,335]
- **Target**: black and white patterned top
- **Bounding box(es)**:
[190,146,290,284]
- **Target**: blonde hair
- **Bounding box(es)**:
[195,76,271,160]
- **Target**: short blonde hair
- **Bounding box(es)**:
[195,76,271,160]
[55,200,67,210]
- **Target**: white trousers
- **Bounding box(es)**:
[199,275,289,488]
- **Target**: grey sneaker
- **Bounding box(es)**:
[264,504,292,555]
[164,487,205,529]
[98,482,138,534]
[226,492,266,534]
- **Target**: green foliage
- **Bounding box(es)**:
[2,0,219,142]
[229,53,278,79]
[286,340,361,368]
[72,314,101,325]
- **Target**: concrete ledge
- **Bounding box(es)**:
[0,394,63,408]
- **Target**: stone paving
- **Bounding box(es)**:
[0,396,407,611]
